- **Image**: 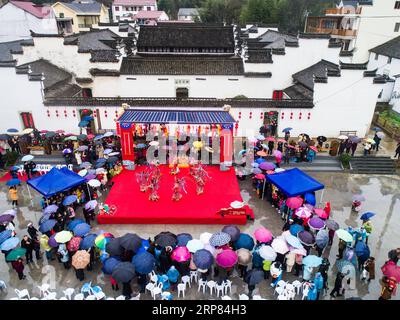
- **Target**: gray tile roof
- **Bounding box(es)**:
[283,84,313,99]
[90,50,119,62]
[119,56,244,75]
[62,2,102,14]
[177,8,199,16]
[246,49,272,63]
[0,40,32,65]
[257,30,298,47]
[64,29,120,53]
[370,36,400,60]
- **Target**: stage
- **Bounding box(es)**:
[97,165,253,225]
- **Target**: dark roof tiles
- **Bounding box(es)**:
[370,35,400,60]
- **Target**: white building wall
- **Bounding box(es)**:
[0,3,58,43]
[112,4,156,22]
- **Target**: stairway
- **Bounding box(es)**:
[280,155,343,172]
[16,153,66,166]
[350,156,396,175]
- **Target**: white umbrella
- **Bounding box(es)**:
[271,237,289,255]
[22,128,34,134]
[88,179,101,188]
[96,168,106,174]
[258,245,277,261]
[376,132,385,139]
[186,239,204,253]
[21,155,34,162]
[338,135,348,140]
[103,132,114,137]
[109,152,120,156]
[78,169,88,177]
[199,232,213,244]
[149,141,159,146]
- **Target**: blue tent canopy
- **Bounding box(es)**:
[27,167,86,197]
[266,168,324,197]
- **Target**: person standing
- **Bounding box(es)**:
[284,131,290,142]
[166,265,179,291]
[363,143,371,156]
[110,276,119,291]
[351,142,358,156]
[122,281,132,299]
[330,272,345,298]
[75,267,85,281]
[362,220,373,244]
[40,234,54,261]
[362,257,375,282]
[373,133,381,151]
[337,239,346,259]
[9,186,18,208]
[58,244,70,269]
[285,251,296,273]
[270,262,283,287]
[21,235,33,264]
[11,258,26,280]
[394,142,400,159]
[159,246,172,274]
[319,258,330,292]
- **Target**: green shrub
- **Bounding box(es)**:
[339,153,352,169]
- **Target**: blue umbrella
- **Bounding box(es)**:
[193,249,214,269]
[132,251,156,274]
[80,234,97,250]
[234,233,255,250]
[336,259,353,272]
[285,234,303,249]
[0,237,20,250]
[282,127,293,133]
[96,158,107,165]
[176,233,193,247]
[289,224,304,236]
[304,193,316,206]
[302,255,323,268]
[6,179,21,186]
[7,128,18,133]
[43,204,59,215]
[255,158,266,164]
[94,135,103,141]
[360,212,375,221]
[0,230,13,245]
[78,120,89,127]
[73,223,91,237]
[355,242,370,259]
[315,230,329,248]
[136,239,150,254]
[102,257,122,275]
[82,116,94,122]
[39,219,56,233]
[39,213,52,225]
[63,195,78,206]
[372,127,382,132]
[0,134,10,140]
[136,143,147,149]
[67,219,85,231]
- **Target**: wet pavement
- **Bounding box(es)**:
[0,171,399,300]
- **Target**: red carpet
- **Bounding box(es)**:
[0,172,29,182]
[98,165,252,225]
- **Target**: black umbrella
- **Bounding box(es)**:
[45,131,56,139]
[155,231,177,247]
[105,238,123,256]
[244,269,264,285]
[111,262,136,282]
[119,233,142,252]
[0,134,10,140]
[317,136,327,142]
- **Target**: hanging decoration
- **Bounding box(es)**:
[72,110,76,117]
[64,109,67,118]
[281,112,284,120]
[290,112,293,120]
[249,112,252,119]
[104,110,108,118]
[299,112,302,120]
[55,110,59,117]
[47,109,50,118]
[307,112,311,120]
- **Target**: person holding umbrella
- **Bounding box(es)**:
[11,257,26,280]
[361,257,375,282]
[40,234,54,261]
[330,271,345,298]
[270,261,283,287]
[8,186,18,208]
[20,235,34,264]
[167,265,180,291]
[57,243,70,269]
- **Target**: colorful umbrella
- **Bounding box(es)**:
[112,262,136,283]
[0,230,13,245]
[62,148,72,154]
[176,233,193,247]
[336,229,353,243]
[132,251,156,274]
[209,232,231,247]
[295,206,313,219]
[304,193,316,206]
[236,248,252,265]
[289,224,304,236]
[271,237,289,254]
[297,231,315,246]
[62,195,77,206]
[72,250,90,269]
[308,217,326,230]
[85,200,98,211]
[309,146,318,152]
[43,205,58,215]
[326,219,340,231]
[216,249,238,268]
[193,249,214,269]
[67,236,82,252]
[5,247,26,261]
[256,151,268,157]
[273,150,282,158]
[39,219,56,233]
[314,208,329,219]
[221,225,240,242]
[119,233,141,252]
[286,197,303,209]
[0,237,19,250]
[95,233,114,249]
[360,212,375,221]
[54,231,73,243]
[186,239,204,253]
[258,162,276,171]
[254,173,265,180]
[302,255,323,268]
[172,246,191,263]
[254,227,273,243]
[73,223,91,237]
[284,234,303,249]
[102,257,121,275]
[381,261,400,283]
[234,233,255,250]
[1,209,17,217]
[48,234,58,248]
[80,234,97,250]
[258,245,277,261]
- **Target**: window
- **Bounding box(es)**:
[273,90,283,100]
[147,6,151,10]
[115,6,119,11]
[395,1,400,9]
[395,22,400,32]
[388,56,392,64]
[20,112,35,129]
[375,53,379,60]
[82,88,92,98]
[59,12,64,18]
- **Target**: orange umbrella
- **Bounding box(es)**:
[257,151,267,157]
[72,250,90,269]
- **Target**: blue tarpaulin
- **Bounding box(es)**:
[27,167,86,197]
[266,168,324,197]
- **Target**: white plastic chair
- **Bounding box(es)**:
[30,297,39,300]
[145,282,155,297]
[292,280,302,295]
[207,280,216,295]
[276,280,286,289]
[116,295,126,300]
[85,295,96,300]
[94,291,106,300]
[63,288,75,300]
[42,292,57,300]
[161,292,171,300]
[0,280,7,292]
[74,293,84,300]
[239,293,249,300]
[58,297,68,300]
[215,283,225,297]
[302,285,310,300]
[38,283,51,297]
[15,289,30,300]
[198,279,207,294]
[106,297,115,300]
[190,271,198,283]
[177,283,186,298]
[274,286,285,296]
[131,293,141,300]
[252,295,266,300]
[221,295,232,300]
[149,271,158,283]
[181,275,191,288]
[152,282,163,300]
[224,279,232,295]
[285,288,296,300]
[277,293,288,300]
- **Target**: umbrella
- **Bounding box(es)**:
[63,195,77,206]
[265,136,275,142]
[244,269,264,285]
[302,255,323,268]
[364,138,375,144]
[39,219,56,233]
[0,230,13,245]
[80,234,97,250]
[79,162,92,169]
[132,251,156,274]
[273,150,282,158]
[39,213,51,225]
[48,234,58,248]
[256,151,267,157]
[62,148,72,154]
[234,233,255,250]
[256,135,265,141]
[290,246,307,256]
[88,179,101,188]
[6,248,26,261]
[304,193,316,206]
[348,136,362,143]
[96,168,106,174]
[45,132,56,139]
[64,136,78,141]
[104,149,113,155]
[309,146,318,153]
[336,229,353,243]
[77,146,88,152]
[209,232,231,247]
[315,230,329,248]
[258,162,276,171]
[289,224,304,236]
[254,173,265,180]
[308,217,326,230]
[360,212,375,221]
[282,127,292,132]
[54,231,73,243]
[236,248,252,265]
[342,264,356,278]
[373,127,382,132]
[298,141,308,148]
[43,204,58,215]
[94,135,103,141]
[376,132,385,139]
[336,259,354,272]
[326,219,340,231]
[295,206,312,219]
[112,262,136,283]
[136,238,150,254]
[176,233,193,247]
[154,232,177,247]
[271,237,289,254]
[381,261,400,283]
[193,249,214,269]
[95,158,106,165]
[136,143,147,149]
[67,236,82,252]
[106,157,118,164]
[199,232,213,244]
[172,246,191,262]
[67,219,85,231]
[338,135,348,140]
[73,223,91,237]
[7,128,18,133]
[258,245,277,261]
[103,131,114,137]
[352,194,366,202]
[286,197,303,209]
[252,168,262,174]
[85,200,98,211]
[119,233,142,252]
[0,214,14,224]
[297,231,315,246]
[78,120,89,127]
[221,225,240,242]
[314,208,328,219]
[251,162,259,168]
[254,227,273,243]
[355,242,370,258]
[72,250,90,269]
[21,155,34,162]
[216,249,238,268]
[78,169,88,177]
[6,179,21,186]
[22,128,33,134]
[186,239,204,253]
[0,237,19,250]
[84,174,96,182]
[1,209,16,217]
[77,134,88,141]
[284,234,303,249]
[105,238,122,256]
[102,257,122,275]
[255,158,266,164]
[109,152,120,157]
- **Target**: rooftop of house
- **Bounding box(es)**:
[134,10,166,19]
[257,30,298,48]
[177,8,199,16]
[113,0,156,6]
[57,1,103,14]
[10,1,52,19]
[370,35,400,60]
[63,29,120,52]
[283,84,313,100]
[136,25,235,49]
[245,49,273,63]
[0,39,33,66]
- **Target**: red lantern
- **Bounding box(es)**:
[104,110,108,118]
[93,110,97,117]
[47,110,50,117]
[307,112,311,120]
[115,110,118,118]
[64,109,67,117]
[238,112,242,119]
[234,122,239,136]
[299,112,302,120]
[290,112,293,120]
[260,112,264,119]
[249,112,252,119]
[72,110,76,117]
[82,109,89,114]
[55,110,59,117]
[281,112,284,120]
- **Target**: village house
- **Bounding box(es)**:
[177,8,199,22]
[111,0,157,22]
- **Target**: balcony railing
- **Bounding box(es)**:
[306,26,334,34]
[325,7,362,15]
[331,29,357,37]
[78,24,92,28]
